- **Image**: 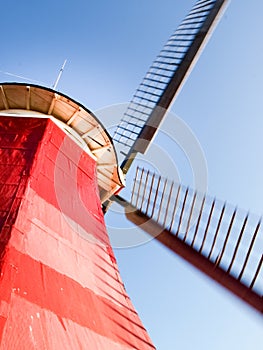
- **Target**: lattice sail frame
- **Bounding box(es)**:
[113,0,229,173]
[129,167,263,302]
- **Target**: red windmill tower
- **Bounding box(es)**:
[0,0,262,349]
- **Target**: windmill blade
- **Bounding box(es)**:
[113,167,263,313]
[113,0,229,174]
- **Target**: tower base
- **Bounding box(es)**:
[0,116,155,349]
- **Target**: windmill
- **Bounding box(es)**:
[0,0,262,349]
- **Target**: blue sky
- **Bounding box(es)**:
[1,0,263,349]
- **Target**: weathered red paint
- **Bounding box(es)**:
[0,116,155,349]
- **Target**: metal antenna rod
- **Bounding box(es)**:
[52,59,67,90]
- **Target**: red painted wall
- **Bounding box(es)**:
[0,116,155,349]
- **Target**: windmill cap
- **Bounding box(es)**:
[0,82,125,203]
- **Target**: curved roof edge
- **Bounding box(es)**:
[0,82,125,203]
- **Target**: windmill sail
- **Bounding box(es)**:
[114,167,263,313]
[113,0,229,174]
